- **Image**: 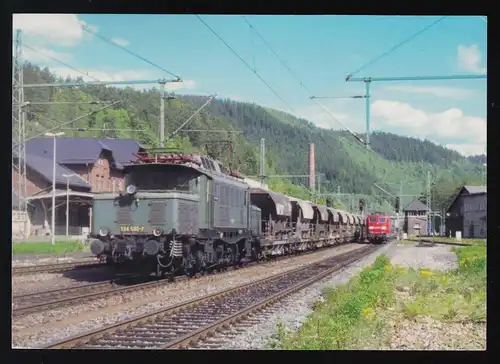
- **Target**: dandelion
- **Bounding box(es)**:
[420,269,433,277]
[384,264,392,272]
[362,307,376,320]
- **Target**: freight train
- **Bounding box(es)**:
[89,150,366,278]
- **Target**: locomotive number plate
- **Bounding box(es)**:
[120,225,145,233]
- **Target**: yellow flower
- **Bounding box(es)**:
[384,264,392,271]
[420,269,433,277]
[362,307,376,319]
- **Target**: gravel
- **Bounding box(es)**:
[387,314,486,350]
[385,241,458,271]
[12,243,363,348]
[12,267,116,296]
[12,254,96,267]
[203,241,461,350]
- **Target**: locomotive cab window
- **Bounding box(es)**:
[124,164,201,193]
[369,217,377,222]
[378,217,386,223]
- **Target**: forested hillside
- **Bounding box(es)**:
[18,62,485,213]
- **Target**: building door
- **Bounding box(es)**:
[468,223,474,238]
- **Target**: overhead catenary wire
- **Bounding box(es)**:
[80,23,182,81]
[13,101,121,148]
[23,44,102,83]
[166,94,217,141]
[15,101,114,106]
[240,17,414,202]
[241,16,364,144]
[195,15,298,115]
[346,16,447,80]
[242,16,315,96]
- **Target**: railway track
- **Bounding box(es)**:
[43,243,381,349]
[12,276,159,317]
[12,242,352,317]
[12,260,106,276]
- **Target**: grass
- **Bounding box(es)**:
[404,237,486,246]
[270,245,486,350]
[12,240,90,255]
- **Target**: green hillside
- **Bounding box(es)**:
[17,62,484,214]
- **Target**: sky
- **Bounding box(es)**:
[12,14,487,156]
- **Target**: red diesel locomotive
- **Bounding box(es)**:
[365,212,391,244]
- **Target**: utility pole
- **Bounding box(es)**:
[364,80,371,149]
[159,81,166,147]
[260,138,265,187]
[309,143,316,201]
[317,174,321,197]
[346,74,487,152]
[398,180,403,240]
[337,185,341,207]
[426,171,431,235]
[12,28,28,238]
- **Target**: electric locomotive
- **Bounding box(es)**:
[365,212,391,244]
[89,149,361,277]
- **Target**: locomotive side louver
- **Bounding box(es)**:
[148,201,167,224]
[116,206,134,225]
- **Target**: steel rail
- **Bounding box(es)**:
[43,244,381,349]
[12,260,106,276]
[13,242,352,317]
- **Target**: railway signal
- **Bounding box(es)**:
[359,199,365,212]
[394,197,400,212]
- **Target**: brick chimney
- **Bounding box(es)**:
[309,143,315,192]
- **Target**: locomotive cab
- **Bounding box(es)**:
[365,213,391,244]
[90,151,253,277]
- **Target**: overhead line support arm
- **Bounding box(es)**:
[18,78,182,89]
[345,73,487,150]
[346,74,487,82]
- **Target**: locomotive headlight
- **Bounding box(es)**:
[152,228,163,237]
[381,226,386,230]
[99,227,109,237]
[126,184,137,195]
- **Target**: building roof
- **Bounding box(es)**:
[26,189,94,201]
[24,153,91,188]
[25,137,144,167]
[26,137,111,165]
[97,138,145,165]
[446,185,487,213]
[403,199,428,212]
[463,185,487,195]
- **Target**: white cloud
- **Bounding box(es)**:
[13,14,94,47]
[296,101,357,130]
[49,67,196,91]
[168,79,196,91]
[371,99,486,156]
[445,143,486,157]
[457,44,487,73]
[383,85,476,100]
[22,47,73,64]
[110,37,130,47]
